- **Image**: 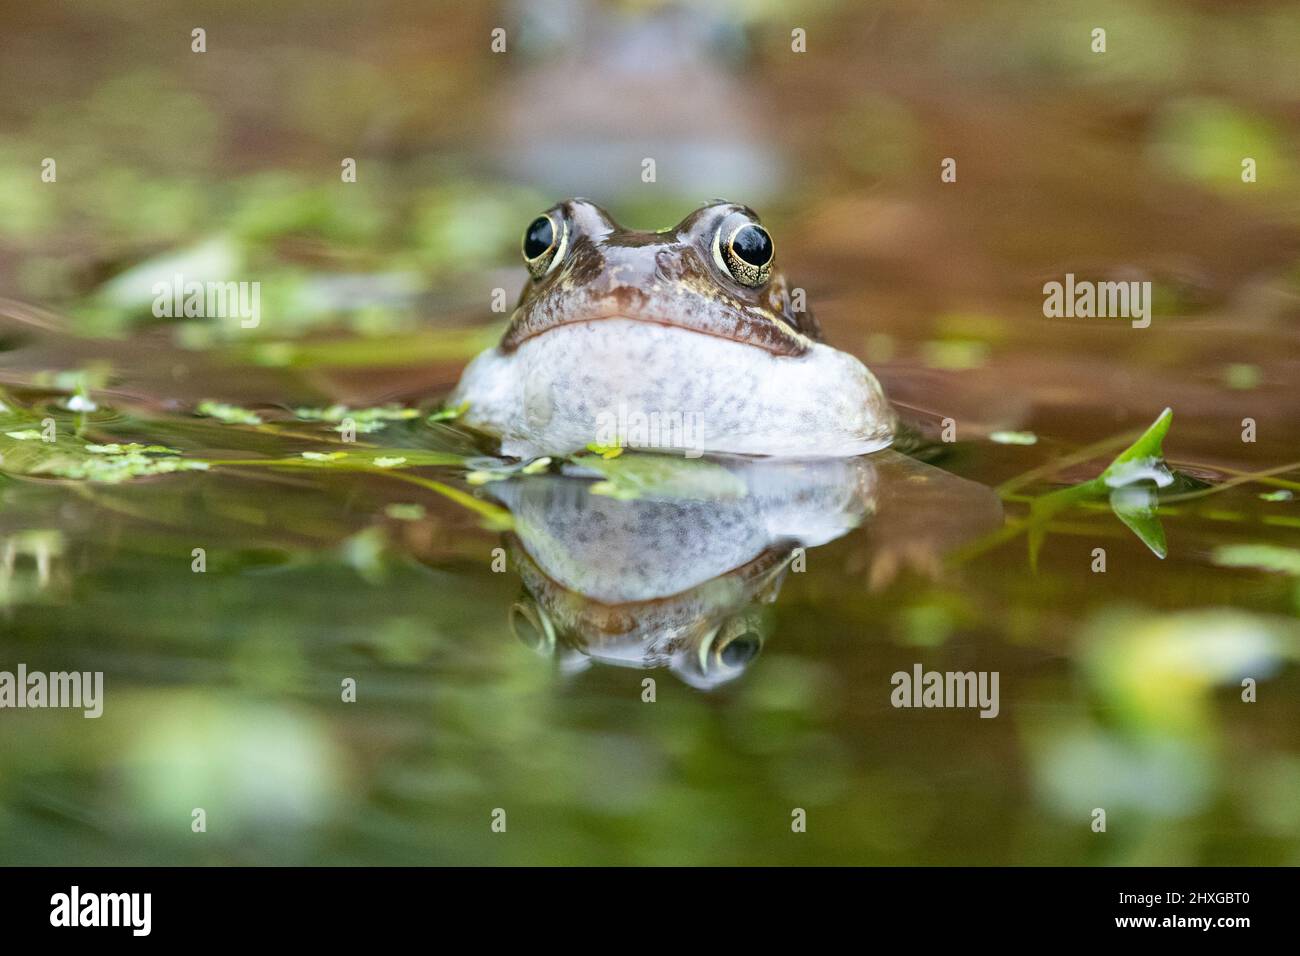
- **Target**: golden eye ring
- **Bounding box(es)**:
[522,214,567,279]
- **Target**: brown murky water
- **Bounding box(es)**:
[1,1,1298,864]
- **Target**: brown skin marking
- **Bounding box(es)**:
[501,199,822,357]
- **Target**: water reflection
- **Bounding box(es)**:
[491,452,1002,689]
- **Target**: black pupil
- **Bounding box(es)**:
[720,633,760,667]
[524,217,554,260]
[731,224,771,267]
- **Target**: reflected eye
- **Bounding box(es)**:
[522,214,565,279]
[717,219,774,287]
[510,600,555,656]
[719,631,761,667]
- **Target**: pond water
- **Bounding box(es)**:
[1,0,1298,865]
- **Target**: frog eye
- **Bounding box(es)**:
[509,599,555,656]
[698,616,765,676]
[715,220,774,287]
[522,214,566,279]
[717,630,762,667]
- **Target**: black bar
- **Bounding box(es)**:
[0,866,1283,941]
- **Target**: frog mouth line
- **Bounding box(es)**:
[501,310,810,357]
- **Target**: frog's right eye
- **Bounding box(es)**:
[522,214,566,279]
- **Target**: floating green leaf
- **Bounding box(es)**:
[1224,364,1262,390]
[384,503,426,521]
[197,401,264,426]
[2,434,209,483]
[1081,607,1294,733]
[578,451,747,502]
[295,404,420,426]
[86,443,181,455]
[213,448,466,470]
[1027,408,1174,566]
[33,452,210,483]
[1212,544,1300,577]
[990,430,1038,446]
[427,401,469,423]
[1100,407,1174,489]
[0,394,209,484]
[301,451,348,462]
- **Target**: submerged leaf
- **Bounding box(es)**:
[1109,486,1167,559]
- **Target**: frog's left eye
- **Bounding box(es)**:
[716,220,774,287]
[522,214,566,279]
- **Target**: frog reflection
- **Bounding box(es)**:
[488,456,878,689]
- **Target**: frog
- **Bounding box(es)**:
[494,455,881,689]
[450,199,894,458]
